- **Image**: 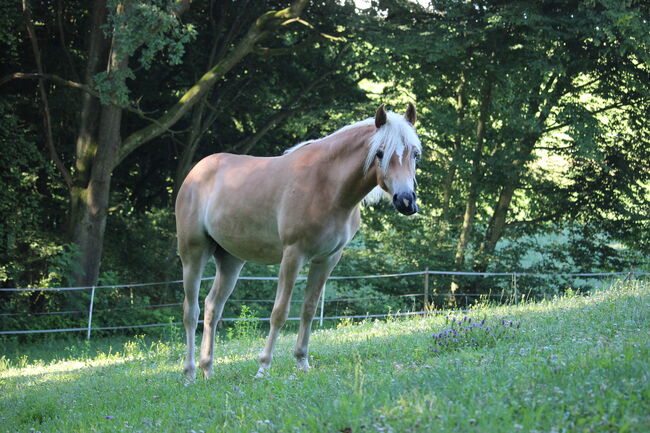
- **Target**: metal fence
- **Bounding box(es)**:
[0,269,645,339]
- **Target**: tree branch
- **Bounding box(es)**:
[22,0,73,190]
[1,72,93,92]
[253,33,322,56]
[56,0,80,83]
[228,109,296,154]
[542,101,638,134]
[171,0,193,17]
[115,0,310,168]
[505,211,564,228]
[2,72,189,139]
[227,47,355,154]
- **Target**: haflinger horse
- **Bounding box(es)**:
[175,103,421,379]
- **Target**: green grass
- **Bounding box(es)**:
[1,281,649,433]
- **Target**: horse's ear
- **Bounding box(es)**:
[405,102,416,125]
[375,104,387,128]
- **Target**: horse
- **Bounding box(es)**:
[175,103,422,379]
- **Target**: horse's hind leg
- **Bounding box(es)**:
[199,247,244,379]
[294,252,342,371]
[180,238,214,380]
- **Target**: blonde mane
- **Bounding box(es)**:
[284,111,421,205]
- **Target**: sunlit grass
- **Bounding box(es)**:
[1,280,649,432]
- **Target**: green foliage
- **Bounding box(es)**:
[95,0,198,105]
[0,100,53,285]
[227,305,260,341]
[357,0,650,282]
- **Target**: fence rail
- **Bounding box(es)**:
[1,269,645,338]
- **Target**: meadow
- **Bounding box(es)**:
[1,280,648,433]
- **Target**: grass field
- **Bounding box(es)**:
[1,281,649,433]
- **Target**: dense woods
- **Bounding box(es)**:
[1,0,649,334]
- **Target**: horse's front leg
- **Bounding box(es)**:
[294,252,342,371]
[257,247,305,377]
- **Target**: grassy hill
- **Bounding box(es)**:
[1,280,649,432]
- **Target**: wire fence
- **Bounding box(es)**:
[0,269,645,339]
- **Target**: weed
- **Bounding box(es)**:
[0,355,10,371]
[431,314,523,353]
[227,305,260,340]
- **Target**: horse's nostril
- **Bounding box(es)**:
[393,194,398,201]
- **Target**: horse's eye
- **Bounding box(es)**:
[414,151,421,161]
[376,150,384,159]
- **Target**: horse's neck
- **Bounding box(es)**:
[323,126,378,209]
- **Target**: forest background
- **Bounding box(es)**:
[1,0,649,335]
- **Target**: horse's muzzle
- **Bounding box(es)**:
[393,192,418,215]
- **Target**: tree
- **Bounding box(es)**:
[8,0,314,286]
[358,0,650,286]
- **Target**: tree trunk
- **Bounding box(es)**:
[72,104,123,286]
[70,1,126,286]
[474,75,570,271]
[451,76,492,293]
[439,162,457,221]
[480,183,517,258]
[439,71,466,236]
[474,135,537,272]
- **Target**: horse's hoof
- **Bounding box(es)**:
[254,367,270,378]
[184,364,196,381]
[296,358,311,372]
[199,360,213,379]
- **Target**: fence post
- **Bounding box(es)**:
[624,267,634,284]
[512,273,518,304]
[423,267,429,311]
[319,283,326,327]
[86,285,96,341]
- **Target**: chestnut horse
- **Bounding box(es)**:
[175,104,422,379]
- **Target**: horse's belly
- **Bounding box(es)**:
[207,215,283,265]
[216,234,283,265]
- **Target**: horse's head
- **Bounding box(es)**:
[365,103,421,215]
